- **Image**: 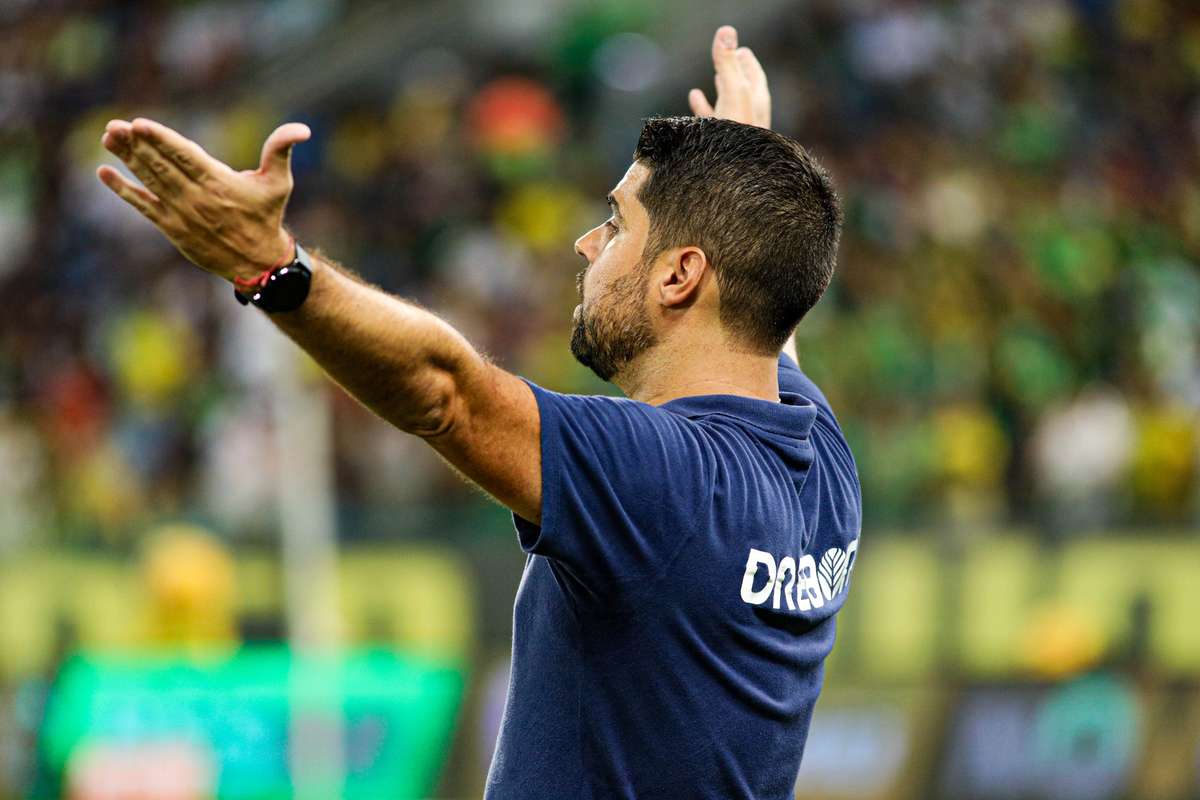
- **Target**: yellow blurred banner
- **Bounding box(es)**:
[0,545,476,680]
[1,534,1198,681]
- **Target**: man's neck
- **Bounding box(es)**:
[616,331,780,406]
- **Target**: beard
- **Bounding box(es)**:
[569,263,658,382]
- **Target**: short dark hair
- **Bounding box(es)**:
[632,116,842,354]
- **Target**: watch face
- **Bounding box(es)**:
[259,264,311,312]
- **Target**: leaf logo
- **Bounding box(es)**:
[817,547,849,602]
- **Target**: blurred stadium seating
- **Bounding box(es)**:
[0,0,1197,798]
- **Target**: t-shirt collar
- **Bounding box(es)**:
[660,391,817,439]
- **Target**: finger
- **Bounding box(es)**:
[714,66,749,108]
[689,88,715,117]
[102,120,134,160]
[96,165,168,223]
[736,47,771,128]
[711,25,744,82]
[104,127,170,197]
[130,117,221,183]
[736,47,767,91]
[258,122,311,182]
[712,26,749,111]
[122,124,192,198]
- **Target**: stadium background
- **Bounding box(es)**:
[1,0,1198,797]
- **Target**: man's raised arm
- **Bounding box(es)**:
[97,118,542,523]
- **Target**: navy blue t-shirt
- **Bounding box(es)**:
[485,354,862,800]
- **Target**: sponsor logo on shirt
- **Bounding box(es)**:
[739,540,859,611]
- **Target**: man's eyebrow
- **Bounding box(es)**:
[606,194,624,221]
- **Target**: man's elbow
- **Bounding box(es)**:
[400,367,460,439]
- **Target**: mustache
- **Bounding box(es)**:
[575,268,586,297]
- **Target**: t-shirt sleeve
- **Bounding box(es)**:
[514,380,714,587]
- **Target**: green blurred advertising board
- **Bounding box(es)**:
[34,646,465,799]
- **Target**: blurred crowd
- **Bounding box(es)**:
[0,0,1197,556]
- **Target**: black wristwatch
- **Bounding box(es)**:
[233,241,313,313]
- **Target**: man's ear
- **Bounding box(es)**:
[657,246,709,310]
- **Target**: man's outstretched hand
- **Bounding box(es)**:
[688,25,771,130]
[97,119,310,283]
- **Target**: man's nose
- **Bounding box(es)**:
[574,229,594,261]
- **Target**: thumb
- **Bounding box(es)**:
[689,89,715,117]
[258,122,311,180]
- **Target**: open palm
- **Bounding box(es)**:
[97,118,310,283]
[688,25,771,130]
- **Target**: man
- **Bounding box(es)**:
[98,24,861,800]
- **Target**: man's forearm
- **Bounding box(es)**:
[269,252,480,438]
